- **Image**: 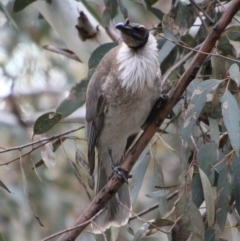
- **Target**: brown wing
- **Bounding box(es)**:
[86,68,108,176]
[86,45,120,175]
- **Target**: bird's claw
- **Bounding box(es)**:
[111,164,129,183]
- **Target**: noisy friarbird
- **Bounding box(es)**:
[86,19,162,233]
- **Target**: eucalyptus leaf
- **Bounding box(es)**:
[208,117,220,143]
[20,161,44,227]
[88,42,118,70]
[158,41,176,66]
[182,79,220,146]
[204,229,215,241]
[232,154,240,216]
[221,90,240,155]
[175,199,204,241]
[216,165,231,231]
[40,142,56,169]
[56,80,88,118]
[229,63,240,86]
[192,173,204,208]
[130,147,151,205]
[118,0,128,18]
[0,180,11,193]
[197,143,218,185]
[199,168,215,228]
[13,0,37,12]
[33,112,62,135]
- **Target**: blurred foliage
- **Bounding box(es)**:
[1,0,240,241]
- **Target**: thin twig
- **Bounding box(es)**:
[162,45,200,85]
[158,34,240,64]
[39,208,106,241]
[129,190,178,221]
[192,1,210,34]
[0,126,84,154]
[189,0,214,24]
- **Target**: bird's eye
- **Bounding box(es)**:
[138,26,145,33]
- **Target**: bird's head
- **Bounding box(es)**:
[115,19,149,49]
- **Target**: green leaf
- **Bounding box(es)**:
[56,80,88,118]
[221,90,240,155]
[133,219,174,240]
[204,229,215,241]
[158,41,176,65]
[118,0,128,18]
[33,112,62,135]
[229,63,240,87]
[232,154,240,216]
[175,199,205,241]
[101,8,111,27]
[208,117,220,143]
[216,165,231,231]
[20,161,44,226]
[40,142,56,169]
[0,180,11,193]
[13,0,37,12]
[182,79,220,146]
[197,143,218,185]
[88,42,118,70]
[130,147,151,205]
[192,173,204,208]
[199,167,215,228]
[102,0,118,26]
[148,7,163,20]
[34,138,67,169]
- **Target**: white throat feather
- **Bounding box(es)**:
[117,34,160,93]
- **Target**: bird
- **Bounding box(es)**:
[86,19,162,233]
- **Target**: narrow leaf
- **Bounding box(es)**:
[208,117,220,143]
[130,147,151,205]
[88,42,118,70]
[221,90,240,155]
[145,189,170,198]
[56,80,88,118]
[192,173,204,208]
[232,154,240,216]
[158,41,176,65]
[118,0,128,18]
[197,143,218,185]
[0,180,11,193]
[40,142,56,169]
[20,161,44,226]
[67,158,92,201]
[199,167,215,228]
[182,79,220,146]
[33,112,62,135]
[204,229,215,241]
[34,138,66,169]
[229,63,240,87]
[13,0,37,12]
[175,201,205,241]
[216,165,231,230]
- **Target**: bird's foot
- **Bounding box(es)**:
[107,148,129,183]
[111,164,129,183]
[141,94,168,129]
[155,94,168,108]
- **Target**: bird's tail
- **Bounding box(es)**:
[91,161,131,233]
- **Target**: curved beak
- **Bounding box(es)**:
[115,22,133,36]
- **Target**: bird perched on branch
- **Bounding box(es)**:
[86,19,162,233]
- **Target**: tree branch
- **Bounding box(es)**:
[56,1,240,240]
